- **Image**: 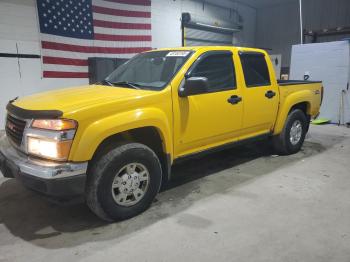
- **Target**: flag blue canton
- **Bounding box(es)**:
[37,0,94,39]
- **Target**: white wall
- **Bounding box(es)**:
[0,0,256,127]
[0,0,88,127]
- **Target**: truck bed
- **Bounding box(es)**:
[278,80,322,86]
[277,80,323,119]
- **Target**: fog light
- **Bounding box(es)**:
[27,136,72,161]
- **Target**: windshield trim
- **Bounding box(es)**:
[105,49,195,91]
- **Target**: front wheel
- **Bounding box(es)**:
[273,109,308,155]
[86,143,162,221]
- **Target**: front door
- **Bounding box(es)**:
[173,50,244,157]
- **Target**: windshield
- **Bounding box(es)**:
[105,50,193,90]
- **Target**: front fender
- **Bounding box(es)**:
[273,90,313,135]
[69,108,172,162]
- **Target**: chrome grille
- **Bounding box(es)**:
[5,114,26,146]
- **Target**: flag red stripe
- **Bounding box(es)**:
[92,5,151,18]
[93,19,151,30]
[43,71,89,78]
[42,41,151,53]
[43,56,88,66]
[102,0,151,6]
[94,33,151,41]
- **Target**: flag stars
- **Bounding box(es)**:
[39,0,93,38]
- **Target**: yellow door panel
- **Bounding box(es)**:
[175,89,243,155]
[237,52,279,137]
[172,49,243,157]
[241,86,279,136]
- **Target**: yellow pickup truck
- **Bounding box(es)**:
[0,46,323,221]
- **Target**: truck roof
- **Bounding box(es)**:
[154,46,266,54]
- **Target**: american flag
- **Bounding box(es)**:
[36,0,152,78]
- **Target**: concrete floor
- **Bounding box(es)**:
[1,125,350,262]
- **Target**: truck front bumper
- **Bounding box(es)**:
[0,134,88,199]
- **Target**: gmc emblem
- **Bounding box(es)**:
[7,122,16,132]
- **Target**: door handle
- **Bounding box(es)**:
[265,90,276,99]
[227,95,242,105]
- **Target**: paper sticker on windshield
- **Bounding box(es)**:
[166,51,190,57]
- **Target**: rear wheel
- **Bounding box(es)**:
[86,143,162,221]
[273,109,308,155]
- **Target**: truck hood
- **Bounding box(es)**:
[12,85,152,115]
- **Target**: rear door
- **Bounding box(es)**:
[238,51,279,137]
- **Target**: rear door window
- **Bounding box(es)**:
[239,52,271,87]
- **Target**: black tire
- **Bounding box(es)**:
[273,109,308,155]
[86,143,162,221]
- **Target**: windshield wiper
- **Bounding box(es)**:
[99,79,113,86]
[112,81,141,89]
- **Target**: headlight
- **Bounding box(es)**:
[27,119,77,161]
[27,137,73,161]
[32,119,77,130]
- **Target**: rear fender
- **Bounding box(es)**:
[273,90,313,135]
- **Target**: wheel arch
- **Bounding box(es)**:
[89,126,172,184]
[273,90,313,135]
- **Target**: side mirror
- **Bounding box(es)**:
[178,77,209,97]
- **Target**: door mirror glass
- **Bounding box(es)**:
[179,77,209,97]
